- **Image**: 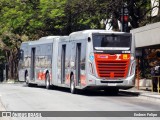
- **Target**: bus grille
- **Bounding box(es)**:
[96,61,129,78]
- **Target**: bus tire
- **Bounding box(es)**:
[25,72,29,86]
[45,73,50,89]
[70,75,76,94]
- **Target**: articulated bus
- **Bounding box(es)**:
[18,30,136,94]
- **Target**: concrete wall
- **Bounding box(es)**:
[131,22,160,48]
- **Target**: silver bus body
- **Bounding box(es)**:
[18,30,136,91]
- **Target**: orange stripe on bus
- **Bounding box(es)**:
[37,72,45,80]
[80,75,86,86]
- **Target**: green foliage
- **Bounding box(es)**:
[0,0,159,79]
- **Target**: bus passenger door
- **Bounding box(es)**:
[75,43,81,86]
[31,47,36,81]
[61,44,66,84]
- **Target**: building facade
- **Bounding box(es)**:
[131,22,160,81]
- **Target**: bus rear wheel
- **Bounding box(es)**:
[25,72,29,86]
[45,73,51,89]
[70,75,77,94]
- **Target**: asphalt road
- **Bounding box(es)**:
[0,83,160,120]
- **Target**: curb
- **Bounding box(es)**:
[1,81,21,84]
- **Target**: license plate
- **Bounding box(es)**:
[108,83,117,86]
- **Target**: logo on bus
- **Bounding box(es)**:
[89,55,94,61]
[116,54,121,60]
[98,55,108,59]
[123,54,128,59]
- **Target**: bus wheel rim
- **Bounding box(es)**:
[71,80,74,92]
[46,75,49,88]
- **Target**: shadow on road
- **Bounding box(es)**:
[22,83,139,97]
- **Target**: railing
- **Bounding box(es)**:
[151,76,160,94]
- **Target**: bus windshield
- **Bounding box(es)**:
[92,34,131,51]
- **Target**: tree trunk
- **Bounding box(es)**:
[6,50,19,80]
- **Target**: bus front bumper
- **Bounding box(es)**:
[85,74,135,90]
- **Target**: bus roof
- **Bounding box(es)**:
[69,29,130,40]
[59,36,69,42]
[21,36,62,45]
[21,36,69,46]
[38,36,60,41]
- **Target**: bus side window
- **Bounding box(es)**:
[19,49,24,61]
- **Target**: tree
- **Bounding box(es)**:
[0,0,68,79]
[0,32,27,79]
[38,0,67,35]
[103,0,160,30]
[0,0,33,79]
[0,0,159,80]
[64,0,110,33]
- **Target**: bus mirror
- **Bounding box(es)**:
[88,37,91,42]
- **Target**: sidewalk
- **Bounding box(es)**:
[1,79,17,84]
[121,87,160,102]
